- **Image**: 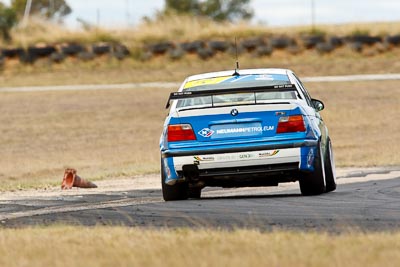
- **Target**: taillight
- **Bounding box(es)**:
[167,124,196,142]
[277,115,306,133]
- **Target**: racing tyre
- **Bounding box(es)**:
[299,141,326,196]
[161,161,188,201]
[188,187,201,199]
[324,138,337,192]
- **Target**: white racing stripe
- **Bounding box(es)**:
[173,148,300,170]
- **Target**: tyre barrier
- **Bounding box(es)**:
[254,45,273,57]
[197,47,215,60]
[0,33,399,66]
[1,47,24,58]
[385,35,400,46]
[270,37,295,49]
[227,43,245,55]
[19,51,36,64]
[346,35,382,45]
[78,51,95,61]
[169,47,185,60]
[49,52,66,63]
[302,35,325,49]
[111,44,130,61]
[0,42,131,66]
[241,38,264,52]
[28,46,56,58]
[114,44,130,55]
[180,40,205,53]
[0,55,4,68]
[148,42,174,55]
[61,43,85,56]
[113,50,128,61]
[316,42,335,54]
[92,43,111,55]
[208,40,229,52]
[349,42,363,53]
[328,36,344,47]
[140,34,391,61]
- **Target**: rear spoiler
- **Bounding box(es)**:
[165,84,297,109]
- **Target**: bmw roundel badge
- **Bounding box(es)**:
[230,108,239,116]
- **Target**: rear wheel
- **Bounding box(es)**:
[299,141,326,196]
[324,138,337,192]
[188,187,202,199]
[161,160,188,201]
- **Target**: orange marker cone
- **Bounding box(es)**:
[61,168,76,189]
[73,174,97,188]
[61,168,97,189]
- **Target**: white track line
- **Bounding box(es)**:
[1,73,400,93]
[0,197,162,221]
[0,82,180,92]
[302,73,400,82]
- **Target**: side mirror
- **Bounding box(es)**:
[311,99,324,111]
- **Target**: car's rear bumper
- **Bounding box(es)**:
[173,147,300,170]
[161,140,317,158]
[161,140,318,185]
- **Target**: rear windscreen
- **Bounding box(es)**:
[177,74,295,109]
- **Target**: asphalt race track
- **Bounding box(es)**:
[1,167,399,232]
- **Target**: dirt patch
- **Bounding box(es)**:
[0,174,160,201]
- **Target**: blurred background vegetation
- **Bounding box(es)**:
[0,0,254,43]
[162,0,253,22]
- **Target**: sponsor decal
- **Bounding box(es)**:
[190,149,295,164]
[193,156,215,162]
[198,128,215,138]
[183,74,290,89]
[239,153,254,159]
[216,153,255,161]
[264,126,274,131]
[184,76,232,89]
[215,126,274,135]
[216,154,237,161]
[255,74,275,81]
[258,150,280,158]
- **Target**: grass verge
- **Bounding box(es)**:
[307,80,400,167]
[0,87,166,190]
[0,227,399,267]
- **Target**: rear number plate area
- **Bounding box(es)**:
[210,122,263,139]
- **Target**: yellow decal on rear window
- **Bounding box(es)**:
[184,76,232,89]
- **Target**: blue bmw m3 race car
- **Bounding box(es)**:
[160,68,336,201]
